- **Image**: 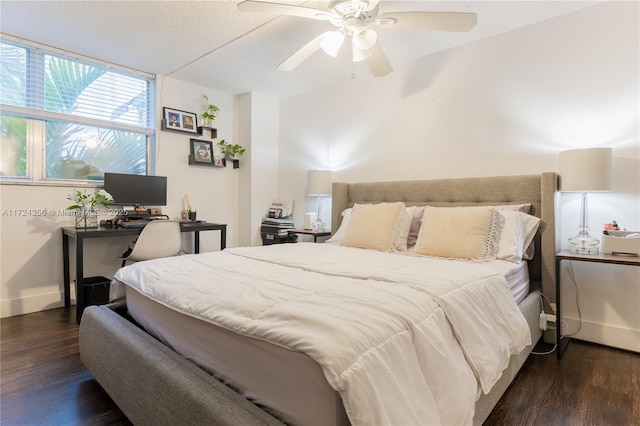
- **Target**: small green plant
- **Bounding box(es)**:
[66,189,113,210]
[217,140,245,158]
[202,95,219,122]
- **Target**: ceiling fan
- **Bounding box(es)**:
[238,0,477,77]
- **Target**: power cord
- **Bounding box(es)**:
[531,291,561,355]
[530,259,584,355]
[564,260,583,336]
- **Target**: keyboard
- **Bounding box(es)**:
[120,220,148,228]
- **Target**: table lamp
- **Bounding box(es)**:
[307,170,332,231]
[559,147,612,254]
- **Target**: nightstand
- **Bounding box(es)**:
[555,251,640,359]
[286,229,331,243]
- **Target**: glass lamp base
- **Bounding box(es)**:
[569,244,599,254]
[312,218,326,232]
[568,231,600,254]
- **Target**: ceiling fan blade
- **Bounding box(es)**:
[377,12,477,32]
[365,42,392,77]
[238,0,334,21]
[277,32,328,71]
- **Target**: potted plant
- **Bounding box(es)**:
[67,189,114,228]
[217,139,246,160]
[201,95,219,127]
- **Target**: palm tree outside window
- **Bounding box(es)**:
[0,36,155,182]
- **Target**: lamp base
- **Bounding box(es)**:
[569,244,599,255]
[568,230,600,255]
[312,218,326,232]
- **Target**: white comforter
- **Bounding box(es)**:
[113,243,530,425]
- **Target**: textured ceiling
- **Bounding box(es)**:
[0,1,598,99]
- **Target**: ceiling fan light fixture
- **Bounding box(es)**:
[320,31,344,57]
[352,46,372,62]
[353,26,377,50]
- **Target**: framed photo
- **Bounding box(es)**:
[163,107,198,134]
[212,144,225,167]
[190,139,213,164]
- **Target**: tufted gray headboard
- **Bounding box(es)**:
[331,173,559,302]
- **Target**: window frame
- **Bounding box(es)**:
[0,35,157,187]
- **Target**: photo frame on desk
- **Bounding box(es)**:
[162,107,198,134]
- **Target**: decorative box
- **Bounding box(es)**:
[602,231,640,256]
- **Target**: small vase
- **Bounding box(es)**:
[75,209,98,228]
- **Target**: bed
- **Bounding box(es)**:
[79,172,558,426]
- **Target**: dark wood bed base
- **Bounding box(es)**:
[80,173,558,425]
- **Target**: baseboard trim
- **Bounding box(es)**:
[563,316,640,353]
[1,291,76,318]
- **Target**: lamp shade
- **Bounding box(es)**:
[307,170,332,196]
[559,147,612,192]
[319,31,344,57]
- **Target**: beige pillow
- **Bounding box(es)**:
[407,204,528,249]
[341,202,407,252]
[414,206,501,260]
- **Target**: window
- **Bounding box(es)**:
[0,37,155,183]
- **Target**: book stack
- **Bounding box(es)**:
[260,217,296,245]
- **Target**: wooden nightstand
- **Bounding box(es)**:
[286,229,331,243]
[555,251,640,359]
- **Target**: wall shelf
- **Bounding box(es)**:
[160,119,206,136]
[160,120,218,139]
[188,154,225,167]
[197,126,218,138]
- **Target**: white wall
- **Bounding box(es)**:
[235,92,281,247]
[278,2,639,351]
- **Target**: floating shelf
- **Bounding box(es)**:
[188,154,225,167]
[160,119,202,136]
[197,126,218,139]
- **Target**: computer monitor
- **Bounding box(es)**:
[103,172,167,207]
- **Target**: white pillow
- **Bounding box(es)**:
[414,206,501,260]
[341,202,407,252]
[496,211,541,262]
[326,207,354,244]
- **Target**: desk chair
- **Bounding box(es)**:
[121,220,182,267]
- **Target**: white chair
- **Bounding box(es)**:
[121,220,182,267]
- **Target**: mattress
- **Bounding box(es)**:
[127,287,349,426]
[119,245,531,425]
[482,259,530,304]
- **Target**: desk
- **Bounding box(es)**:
[555,251,640,359]
[286,229,331,243]
[62,222,226,322]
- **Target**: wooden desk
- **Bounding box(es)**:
[287,229,331,243]
[555,251,640,359]
[62,222,226,322]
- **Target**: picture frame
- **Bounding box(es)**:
[212,144,226,167]
[190,139,213,164]
[162,107,198,134]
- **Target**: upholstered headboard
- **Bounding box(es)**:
[331,173,558,300]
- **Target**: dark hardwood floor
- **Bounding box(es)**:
[1,307,638,425]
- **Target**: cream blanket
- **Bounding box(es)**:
[113,243,530,425]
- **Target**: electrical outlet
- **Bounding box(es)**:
[539,312,548,331]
